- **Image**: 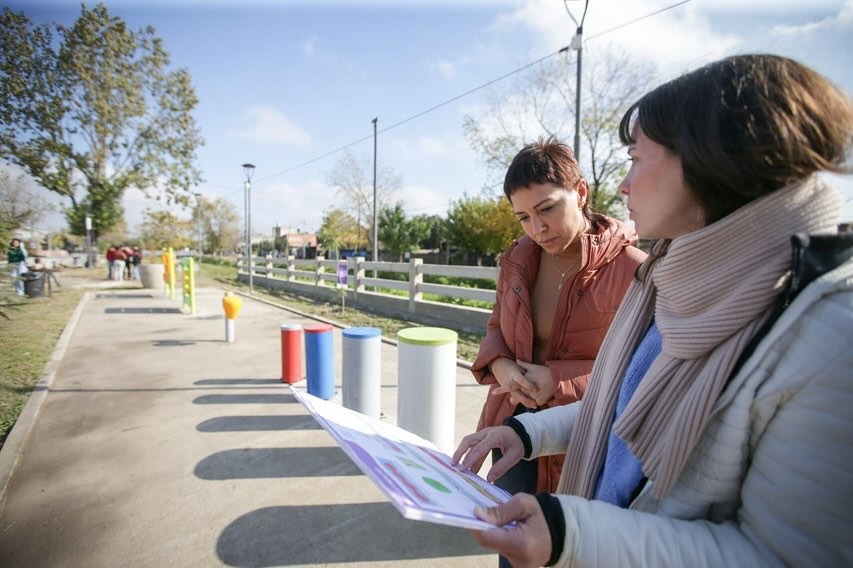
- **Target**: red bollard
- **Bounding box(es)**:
[280,323,303,384]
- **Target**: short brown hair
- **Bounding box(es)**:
[504,136,600,226]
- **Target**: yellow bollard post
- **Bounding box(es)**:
[222,292,243,342]
[161,250,171,297]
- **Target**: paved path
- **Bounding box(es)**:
[0,285,496,567]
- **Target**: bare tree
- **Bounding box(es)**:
[0,168,53,244]
[325,150,401,253]
[463,45,657,217]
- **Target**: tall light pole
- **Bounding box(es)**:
[193,192,203,270]
[565,0,589,160]
[242,163,256,294]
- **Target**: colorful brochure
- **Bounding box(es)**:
[290,386,511,530]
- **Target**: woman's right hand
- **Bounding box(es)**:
[452,425,525,483]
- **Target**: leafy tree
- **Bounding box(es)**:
[325,150,401,253]
[411,213,444,251]
[317,208,359,256]
[445,194,522,265]
[138,209,192,251]
[0,4,203,240]
[463,45,656,218]
[198,196,240,255]
[0,168,53,245]
[378,202,429,262]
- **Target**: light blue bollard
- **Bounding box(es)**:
[342,327,382,419]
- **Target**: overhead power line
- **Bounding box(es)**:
[253,49,562,185]
[239,0,694,188]
[586,0,692,42]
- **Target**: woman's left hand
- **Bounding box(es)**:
[510,361,555,407]
[469,493,552,568]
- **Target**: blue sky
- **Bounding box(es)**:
[8,0,853,237]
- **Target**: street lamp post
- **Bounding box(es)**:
[193,192,203,271]
[565,0,589,161]
[242,163,256,294]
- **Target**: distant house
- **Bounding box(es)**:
[273,225,318,259]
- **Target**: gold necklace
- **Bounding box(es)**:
[552,253,581,291]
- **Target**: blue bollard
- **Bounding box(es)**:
[304,323,335,400]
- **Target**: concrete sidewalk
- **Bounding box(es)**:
[0,286,496,567]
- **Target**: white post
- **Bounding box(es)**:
[408,257,422,314]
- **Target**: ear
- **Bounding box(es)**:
[576,178,589,208]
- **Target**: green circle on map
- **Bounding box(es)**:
[423,477,451,493]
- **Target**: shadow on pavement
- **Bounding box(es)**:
[104,307,182,314]
[216,503,488,566]
[194,447,361,479]
[197,415,322,432]
[193,393,297,405]
[94,293,156,299]
[195,379,283,386]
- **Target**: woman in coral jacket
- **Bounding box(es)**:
[471,138,646,498]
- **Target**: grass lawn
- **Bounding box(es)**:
[0,269,91,450]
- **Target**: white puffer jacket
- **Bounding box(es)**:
[517,258,853,567]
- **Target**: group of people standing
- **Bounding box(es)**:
[106,245,142,281]
[455,53,852,566]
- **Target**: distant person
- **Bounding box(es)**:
[453,54,853,567]
[6,238,28,296]
[121,246,134,279]
[129,246,142,281]
[470,137,646,511]
[113,246,127,282]
[105,246,117,280]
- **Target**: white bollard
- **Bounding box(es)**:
[342,327,382,419]
[396,327,458,454]
[225,319,236,343]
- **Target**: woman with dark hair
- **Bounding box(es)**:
[453,54,853,567]
[470,137,646,505]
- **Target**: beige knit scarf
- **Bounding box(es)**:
[556,177,841,500]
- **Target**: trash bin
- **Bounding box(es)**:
[22,272,45,298]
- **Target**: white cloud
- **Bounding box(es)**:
[251,178,331,233]
[226,105,312,145]
[501,0,740,75]
[771,0,853,35]
[418,136,448,155]
[429,59,457,80]
[397,184,451,217]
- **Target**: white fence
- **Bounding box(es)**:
[237,255,498,333]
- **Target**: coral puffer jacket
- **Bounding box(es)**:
[471,217,646,493]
